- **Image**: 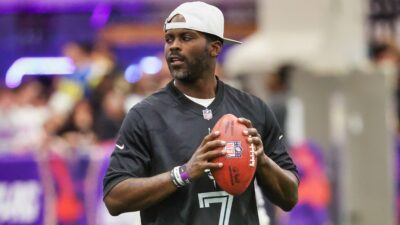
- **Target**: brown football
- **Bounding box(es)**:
[211,114,257,195]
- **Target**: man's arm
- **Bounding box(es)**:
[103,131,226,215]
[239,118,298,211]
[255,155,298,211]
[104,172,176,215]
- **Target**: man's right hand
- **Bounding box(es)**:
[104,132,227,215]
[185,131,227,180]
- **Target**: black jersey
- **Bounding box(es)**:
[103,78,298,225]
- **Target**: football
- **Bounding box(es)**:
[211,114,257,196]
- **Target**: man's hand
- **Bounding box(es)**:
[238,117,298,211]
[186,131,227,180]
[237,117,267,167]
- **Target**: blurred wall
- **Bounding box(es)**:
[291,72,395,225]
[225,0,367,76]
[224,0,396,224]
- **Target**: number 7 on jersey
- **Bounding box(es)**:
[198,191,234,225]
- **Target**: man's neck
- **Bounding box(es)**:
[174,75,217,99]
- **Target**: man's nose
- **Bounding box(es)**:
[169,39,182,51]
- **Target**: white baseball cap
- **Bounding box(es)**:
[164,1,242,44]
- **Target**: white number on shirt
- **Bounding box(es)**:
[198,191,234,225]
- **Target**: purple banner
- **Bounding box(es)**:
[0,154,45,225]
[0,147,141,225]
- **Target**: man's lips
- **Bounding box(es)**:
[168,55,185,66]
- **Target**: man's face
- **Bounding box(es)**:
[164,28,211,83]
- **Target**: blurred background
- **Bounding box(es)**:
[0,0,398,224]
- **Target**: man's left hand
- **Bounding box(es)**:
[237,117,268,167]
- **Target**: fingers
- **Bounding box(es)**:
[247,135,262,146]
[199,131,220,147]
[248,136,263,155]
[200,147,226,161]
[243,128,262,146]
[203,162,224,169]
[196,138,225,157]
[186,137,226,179]
[243,127,260,138]
[238,117,253,128]
[239,118,262,152]
[201,146,231,168]
[242,126,264,157]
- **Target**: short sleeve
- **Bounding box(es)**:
[103,109,151,197]
[261,104,299,179]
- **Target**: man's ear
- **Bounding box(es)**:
[210,41,222,57]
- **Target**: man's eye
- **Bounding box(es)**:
[165,37,173,43]
[182,36,192,41]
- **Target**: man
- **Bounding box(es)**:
[103,2,299,225]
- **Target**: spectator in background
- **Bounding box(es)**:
[264,63,294,135]
[57,99,96,151]
[62,41,94,98]
[369,40,399,66]
[369,40,399,89]
[46,41,95,120]
[90,74,122,118]
[45,40,125,150]
[90,41,121,87]
[7,77,53,152]
[57,41,121,114]
[369,40,400,133]
[93,89,125,142]
[88,69,127,142]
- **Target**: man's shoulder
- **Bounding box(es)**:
[221,80,265,105]
[130,86,176,112]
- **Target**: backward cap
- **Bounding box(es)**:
[164,1,241,44]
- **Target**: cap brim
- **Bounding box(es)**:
[223,37,242,44]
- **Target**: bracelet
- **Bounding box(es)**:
[179,164,191,184]
[170,169,181,188]
[170,164,192,188]
[174,166,185,186]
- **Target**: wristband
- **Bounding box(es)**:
[179,164,191,184]
[174,166,185,186]
[170,164,192,188]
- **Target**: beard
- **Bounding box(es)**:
[168,48,210,83]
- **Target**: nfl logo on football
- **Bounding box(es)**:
[225,141,242,158]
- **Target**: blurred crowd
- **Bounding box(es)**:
[0,40,228,156]
[0,41,172,155]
